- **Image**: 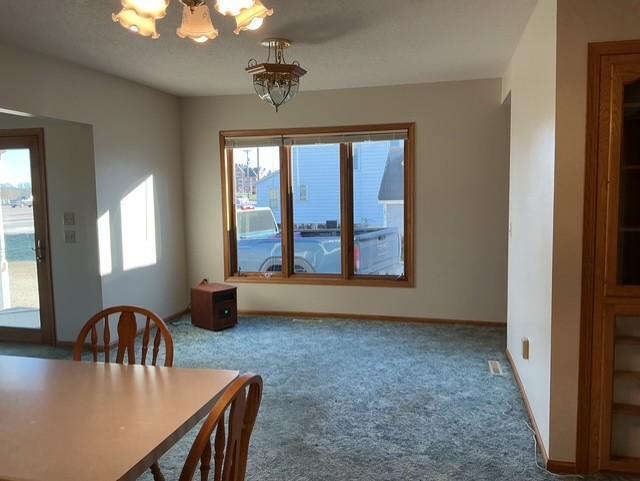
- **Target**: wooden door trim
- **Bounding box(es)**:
[0,128,56,345]
[577,40,640,473]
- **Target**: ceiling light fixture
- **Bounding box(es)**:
[112,0,273,43]
[112,8,160,38]
[121,0,170,19]
[177,3,219,43]
[214,0,254,16]
[233,0,273,34]
[246,39,307,112]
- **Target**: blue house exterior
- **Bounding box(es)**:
[256,141,398,228]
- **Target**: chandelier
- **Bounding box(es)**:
[246,39,307,112]
[112,0,273,43]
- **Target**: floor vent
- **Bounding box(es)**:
[488,360,504,376]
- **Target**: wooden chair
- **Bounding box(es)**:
[72,305,174,367]
[179,373,263,481]
[73,305,175,481]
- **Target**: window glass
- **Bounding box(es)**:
[353,140,405,277]
[291,144,341,274]
[222,126,412,285]
[233,147,282,273]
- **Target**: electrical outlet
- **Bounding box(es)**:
[522,337,530,360]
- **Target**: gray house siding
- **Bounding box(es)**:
[255,141,401,228]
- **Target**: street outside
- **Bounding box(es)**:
[2,204,39,310]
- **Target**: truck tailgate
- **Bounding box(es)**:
[356,229,400,274]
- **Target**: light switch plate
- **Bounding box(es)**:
[64,230,76,244]
[63,212,75,226]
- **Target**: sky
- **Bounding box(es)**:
[0,149,32,186]
[233,146,279,175]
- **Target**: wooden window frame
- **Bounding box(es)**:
[219,123,415,288]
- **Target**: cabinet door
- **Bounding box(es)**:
[603,59,640,296]
[600,304,640,471]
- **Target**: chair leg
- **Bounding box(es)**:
[150,461,165,481]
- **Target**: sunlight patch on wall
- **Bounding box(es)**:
[97,210,112,276]
[121,175,157,271]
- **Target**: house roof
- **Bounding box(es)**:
[256,171,279,184]
[378,148,405,202]
[235,165,258,177]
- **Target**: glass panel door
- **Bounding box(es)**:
[618,82,640,285]
[0,148,40,330]
[0,130,54,344]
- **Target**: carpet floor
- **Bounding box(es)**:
[1,316,639,481]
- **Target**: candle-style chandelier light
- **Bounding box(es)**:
[112,0,273,43]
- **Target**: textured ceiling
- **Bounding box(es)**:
[0,0,536,97]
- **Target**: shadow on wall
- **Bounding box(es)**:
[98,174,158,278]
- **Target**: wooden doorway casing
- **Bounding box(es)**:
[578,40,640,474]
[0,129,55,344]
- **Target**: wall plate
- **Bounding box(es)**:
[64,230,76,244]
[63,212,75,226]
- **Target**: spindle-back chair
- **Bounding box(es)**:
[179,374,263,481]
[73,305,174,481]
[72,305,173,366]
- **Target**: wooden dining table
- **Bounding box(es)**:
[0,354,238,481]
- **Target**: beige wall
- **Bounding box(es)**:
[502,0,557,454]
[550,0,640,462]
[0,43,188,341]
[181,79,510,322]
[0,114,102,341]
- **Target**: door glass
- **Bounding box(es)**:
[618,82,640,285]
[0,149,40,329]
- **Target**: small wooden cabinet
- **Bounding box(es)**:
[191,282,237,331]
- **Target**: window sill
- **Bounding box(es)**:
[225,274,414,288]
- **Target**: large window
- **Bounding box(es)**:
[220,124,414,287]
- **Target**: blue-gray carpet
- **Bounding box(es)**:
[1,316,638,481]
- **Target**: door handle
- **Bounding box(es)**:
[33,239,45,263]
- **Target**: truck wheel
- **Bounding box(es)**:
[261,258,314,273]
[293,258,314,273]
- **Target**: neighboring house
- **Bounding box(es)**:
[255,141,403,229]
[234,164,259,200]
[377,147,405,237]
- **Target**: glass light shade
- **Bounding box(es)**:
[215,0,255,16]
[120,0,169,19]
[177,5,219,43]
[253,73,299,112]
[112,8,160,38]
[233,0,273,34]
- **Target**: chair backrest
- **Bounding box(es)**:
[179,374,263,481]
[72,305,174,367]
